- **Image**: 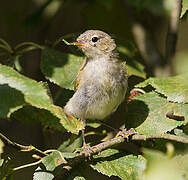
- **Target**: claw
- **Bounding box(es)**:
[116,128,139,141]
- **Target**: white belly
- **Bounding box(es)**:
[64,58,128,120]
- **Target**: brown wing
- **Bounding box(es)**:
[74,58,88,92]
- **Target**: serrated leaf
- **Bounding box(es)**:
[91,149,146,180]
[41,48,84,90]
[126,92,188,134]
[136,74,188,103]
[0,64,83,134]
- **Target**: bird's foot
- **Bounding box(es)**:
[83,143,92,158]
[79,143,92,159]
[116,128,139,141]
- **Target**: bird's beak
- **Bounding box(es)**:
[69,42,87,46]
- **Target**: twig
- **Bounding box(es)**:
[0,132,47,157]
[84,132,188,156]
[132,133,188,143]
[165,0,182,74]
[13,159,43,171]
[55,132,188,178]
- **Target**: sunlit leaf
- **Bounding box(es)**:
[126,92,188,134]
[33,151,78,180]
[0,64,83,134]
[91,149,146,180]
[136,74,188,103]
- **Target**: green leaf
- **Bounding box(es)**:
[181,0,188,18]
[0,84,25,118]
[91,149,146,180]
[174,128,188,138]
[126,61,146,79]
[117,44,146,79]
[33,151,64,180]
[58,135,82,153]
[126,92,188,134]
[0,64,83,134]
[136,74,188,103]
[73,177,86,180]
[0,158,13,180]
[126,0,173,16]
[12,106,65,131]
[33,151,78,180]
[41,48,84,90]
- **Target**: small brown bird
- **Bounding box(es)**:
[64,30,128,153]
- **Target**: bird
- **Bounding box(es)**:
[64,30,128,155]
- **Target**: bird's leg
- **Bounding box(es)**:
[81,128,87,149]
[80,119,91,158]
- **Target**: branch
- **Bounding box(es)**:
[165,0,182,74]
[132,133,188,143]
[0,131,47,157]
[1,130,188,174]
[84,132,188,156]
[54,132,188,178]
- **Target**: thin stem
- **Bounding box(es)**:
[13,159,43,171]
[62,39,72,46]
[0,44,12,53]
[0,132,47,157]
[14,42,44,50]
[0,38,13,53]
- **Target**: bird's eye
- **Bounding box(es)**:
[91,36,98,43]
